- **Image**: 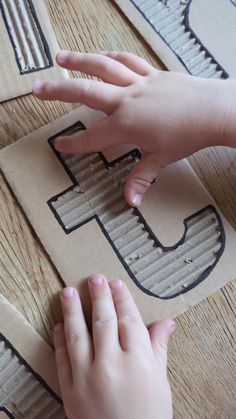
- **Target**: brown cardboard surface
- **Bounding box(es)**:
[0,413,9,418]
[0,107,236,324]
[114,0,236,79]
[0,293,66,418]
[0,0,68,102]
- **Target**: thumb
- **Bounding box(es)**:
[124,154,162,207]
[149,320,175,366]
[54,118,119,155]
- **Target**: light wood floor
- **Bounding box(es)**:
[0,1,235,418]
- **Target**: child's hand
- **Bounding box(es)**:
[34,51,224,206]
[54,275,174,419]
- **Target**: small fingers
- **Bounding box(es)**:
[56,51,139,86]
[33,79,123,114]
[54,117,124,154]
[109,280,151,352]
[89,276,154,355]
[100,51,154,76]
[124,154,162,207]
[88,275,120,357]
[53,323,72,392]
[149,320,175,371]
[60,287,92,370]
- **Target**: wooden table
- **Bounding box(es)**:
[0,1,235,418]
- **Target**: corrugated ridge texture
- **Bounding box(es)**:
[0,339,66,419]
[52,151,222,299]
[131,0,225,79]
[52,153,134,230]
[1,0,50,73]
[124,208,221,298]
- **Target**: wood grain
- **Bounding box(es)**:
[0,1,235,418]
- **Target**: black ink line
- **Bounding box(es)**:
[47,122,225,300]
[0,407,14,419]
[0,0,53,75]
[129,0,229,78]
[0,332,64,416]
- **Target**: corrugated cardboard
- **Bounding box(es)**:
[0,106,236,324]
[0,0,68,102]
[0,293,66,418]
[114,0,236,79]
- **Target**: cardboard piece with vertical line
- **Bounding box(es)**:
[0,106,236,324]
[114,0,236,79]
[0,293,66,418]
[0,0,69,102]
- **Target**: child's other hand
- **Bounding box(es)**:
[34,51,223,207]
[54,275,174,419]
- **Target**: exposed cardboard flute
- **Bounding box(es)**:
[0,106,236,324]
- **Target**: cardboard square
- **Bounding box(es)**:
[0,0,68,102]
[0,106,236,324]
[0,293,66,418]
[114,0,236,78]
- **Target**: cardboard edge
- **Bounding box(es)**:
[0,0,70,103]
[0,293,61,397]
[1,107,236,322]
[114,0,188,73]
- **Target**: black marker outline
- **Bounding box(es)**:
[129,0,233,78]
[0,0,53,75]
[0,333,64,417]
[47,122,225,300]
[0,407,13,419]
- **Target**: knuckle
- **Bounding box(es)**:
[157,341,168,353]
[131,175,152,189]
[120,108,133,133]
[81,79,93,96]
[80,129,92,152]
[107,51,117,59]
[55,348,67,368]
[92,292,110,302]
[46,80,57,95]
[94,314,116,327]
[102,58,116,74]
[54,323,64,338]
[118,314,140,326]
[63,303,77,316]
[65,327,86,345]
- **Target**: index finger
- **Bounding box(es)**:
[56,51,139,86]
[33,78,124,114]
[60,287,92,370]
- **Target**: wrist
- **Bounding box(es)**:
[189,78,236,151]
[203,79,236,148]
[217,80,236,148]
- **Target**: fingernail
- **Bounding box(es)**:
[168,321,176,337]
[99,50,109,55]
[109,280,123,291]
[61,287,75,299]
[33,80,44,94]
[132,194,142,207]
[54,323,63,334]
[57,51,69,63]
[89,274,104,287]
